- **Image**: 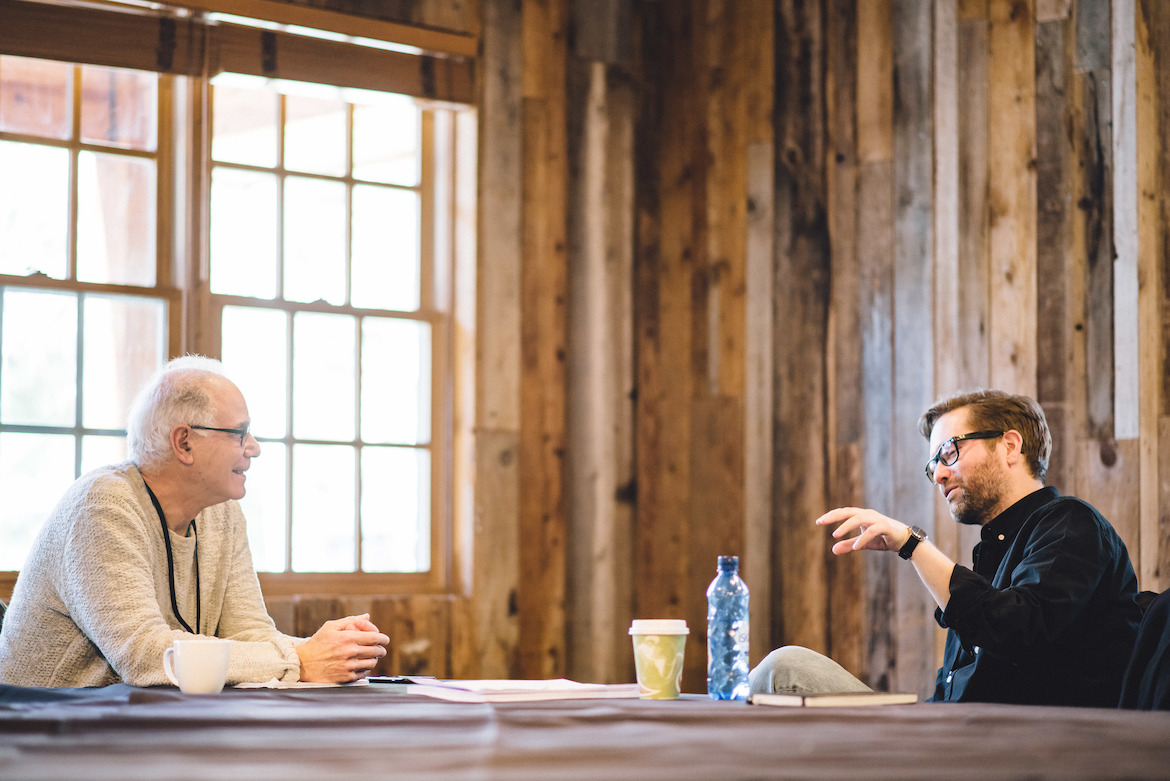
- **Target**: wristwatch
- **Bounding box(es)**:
[898,526,927,560]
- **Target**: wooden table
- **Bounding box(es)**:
[1,684,1169,779]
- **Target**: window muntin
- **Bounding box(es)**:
[0,287,167,570]
[0,54,168,571]
[211,76,438,575]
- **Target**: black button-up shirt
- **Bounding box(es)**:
[930,487,1141,706]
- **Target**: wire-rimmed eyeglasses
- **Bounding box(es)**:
[924,430,1004,483]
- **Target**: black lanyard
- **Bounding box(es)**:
[141,478,201,635]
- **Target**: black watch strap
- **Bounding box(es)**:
[898,526,926,560]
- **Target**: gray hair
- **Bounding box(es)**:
[127,355,228,469]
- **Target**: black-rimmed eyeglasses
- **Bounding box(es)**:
[189,424,250,446]
[924,430,1004,483]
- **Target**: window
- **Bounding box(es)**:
[209,76,444,576]
[0,55,170,570]
[0,6,475,590]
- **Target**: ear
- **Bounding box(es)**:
[172,426,196,465]
[1001,429,1024,467]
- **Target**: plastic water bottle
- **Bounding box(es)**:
[707,555,750,700]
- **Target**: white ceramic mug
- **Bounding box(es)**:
[162,637,230,694]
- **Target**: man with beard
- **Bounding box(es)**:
[749,390,1142,706]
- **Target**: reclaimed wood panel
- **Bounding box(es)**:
[856,0,897,688]
[891,0,936,699]
[1135,0,1166,589]
[1148,0,1170,590]
[1076,0,1117,440]
[1036,17,1079,496]
[689,395,745,688]
[1076,438,1142,561]
[704,0,747,401]
[565,58,637,685]
[472,0,524,680]
[370,595,454,677]
[987,0,1038,396]
[933,0,968,575]
[825,0,865,678]
[1112,0,1140,440]
[517,0,570,681]
[744,139,775,669]
[857,0,893,163]
[632,0,700,689]
[772,0,831,661]
[858,156,897,690]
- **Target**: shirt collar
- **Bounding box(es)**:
[981,486,1059,544]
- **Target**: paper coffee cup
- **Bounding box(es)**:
[163,637,230,694]
[629,619,688,699]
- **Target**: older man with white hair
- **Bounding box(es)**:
[0,355,388,688]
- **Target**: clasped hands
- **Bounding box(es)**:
[816,507,913,556]
[295,613,390,683]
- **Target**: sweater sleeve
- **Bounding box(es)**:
[213,502,304,683]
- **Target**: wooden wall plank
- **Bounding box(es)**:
[1136,0,1167,589]
[1076,439,1142,559]
[632,0,700,690]
[745,139,775,668]
[570,0,632,65]
[1073,1,1115,442]
[1112,0,1140,440]
[1038,0,1072,21]
[856,0,897,691]
[742,0,776,671]
[1036,17,1079,496]
[1151,0,1170,590]
[930,0,961,672]
[987,0,1038,396]
[933,0,961,403]
[773,0,830,657]
[954,11,991,401]
[472,0,524,680]
[517,0,570,681]
[891,0,936,699]
[857,0,893,163]
[565,56,637,684]
[471,431,520,676]
[689,395,745,688]
[858,156,896,689]
[826,0,864,678]
[705,0,747,401]
[370,595,454,677]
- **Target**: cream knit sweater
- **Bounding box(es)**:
[0,462,303,688]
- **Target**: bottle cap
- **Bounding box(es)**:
[629,619,689,636]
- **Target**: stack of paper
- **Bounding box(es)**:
[387,677,641,703]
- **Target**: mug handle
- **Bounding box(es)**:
[162,646,180,687]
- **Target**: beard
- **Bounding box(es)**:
[946,456,1004,525]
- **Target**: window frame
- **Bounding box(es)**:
[0,2,477,599]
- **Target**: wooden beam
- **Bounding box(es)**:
[177,0,478,57]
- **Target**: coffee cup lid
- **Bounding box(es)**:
[629,619,689,635]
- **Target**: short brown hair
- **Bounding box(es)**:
[918,390,1051,482]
